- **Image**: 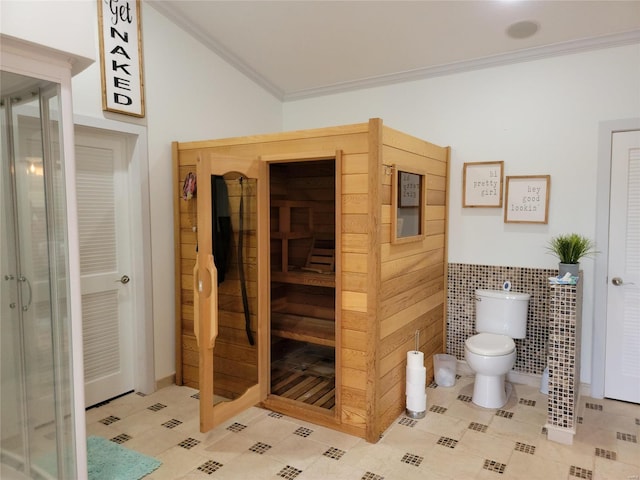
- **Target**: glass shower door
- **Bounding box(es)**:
[1,73,77,479]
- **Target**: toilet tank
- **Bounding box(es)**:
[475,289,530,339]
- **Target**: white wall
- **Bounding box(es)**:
[70,2,283,381]
[141,5,282,379]
[283,43,640,384]
[0,0,95,74]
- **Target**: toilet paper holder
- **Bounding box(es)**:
[406,329,427,419]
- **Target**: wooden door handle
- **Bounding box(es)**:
[193,263,200,347]
[193,256,219,348]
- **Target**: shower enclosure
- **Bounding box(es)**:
[1,72,79,479]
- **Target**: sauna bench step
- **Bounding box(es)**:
[271,270,335,288]
[271,312,335,347]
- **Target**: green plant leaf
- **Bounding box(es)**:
[546,233,598,264]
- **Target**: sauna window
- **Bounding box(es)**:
[392,167,426,244]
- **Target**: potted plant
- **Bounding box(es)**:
[547,233,598,277]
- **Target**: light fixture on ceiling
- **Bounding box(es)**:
[506,20,540,39]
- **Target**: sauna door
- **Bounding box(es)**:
[195,154,266,432]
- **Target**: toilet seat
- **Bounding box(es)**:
[465,333,515,356]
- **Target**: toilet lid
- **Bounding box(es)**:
[465,333,515,356]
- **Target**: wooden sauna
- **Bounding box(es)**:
[172,118,450,441]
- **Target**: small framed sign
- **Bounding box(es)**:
[504,175,551,224]
[398,171,421,207]
[392,166,426,244]
[463,161,503,207]
[98,0,145,117]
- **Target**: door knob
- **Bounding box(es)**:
[610,277,636,286]
[117,275,130,284]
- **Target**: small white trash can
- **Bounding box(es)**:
[433,354,457,387]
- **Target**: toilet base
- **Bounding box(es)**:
[472,374,512,409]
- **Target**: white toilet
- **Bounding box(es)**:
[464,289,530,409]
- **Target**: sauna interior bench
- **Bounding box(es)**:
[271,270,335,288]
[270,311,335,347]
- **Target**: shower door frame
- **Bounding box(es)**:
[1,37,88,478]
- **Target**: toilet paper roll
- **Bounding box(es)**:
[406,355,427,413]
[407,350,424,369]
[406,377,426,389]
[405,378,426,398]
[406,390,427,412]
[406,366,426,386]
[406,383,425,400]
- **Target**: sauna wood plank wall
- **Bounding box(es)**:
[173,119,449,442]
[174,147,199,388]
[375,126,450,437]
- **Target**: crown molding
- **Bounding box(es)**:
[284,29,640,101]
[147,1,284,100]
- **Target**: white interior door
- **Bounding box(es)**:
[604,129,640,404]
[75,127,134,407]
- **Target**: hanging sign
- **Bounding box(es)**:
[98,0,145,117]
[504,175,551,224]
[463,161,504,208]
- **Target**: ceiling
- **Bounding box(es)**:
[148,1,640,100]
[1,71,52,99]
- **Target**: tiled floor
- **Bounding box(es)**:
[85,375,640,480]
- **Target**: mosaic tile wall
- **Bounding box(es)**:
[547,281,582,430]
[447,263,557,375]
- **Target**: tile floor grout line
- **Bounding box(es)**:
[82,377,640,479]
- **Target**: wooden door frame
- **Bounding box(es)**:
[259,151,342,428]
[592,118,640,399]
[74,115,155,396]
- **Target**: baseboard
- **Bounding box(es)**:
[507,370,543,389]
[579,382,592,398]
[545,423,576,445]
[155,374,176,390]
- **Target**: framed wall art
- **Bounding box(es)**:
[504,175,551,224]
[98,0,146,117]
[463,161,503,207]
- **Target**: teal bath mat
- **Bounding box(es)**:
[87,436,161,480]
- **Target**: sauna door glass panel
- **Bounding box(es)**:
[195,156,263,431]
